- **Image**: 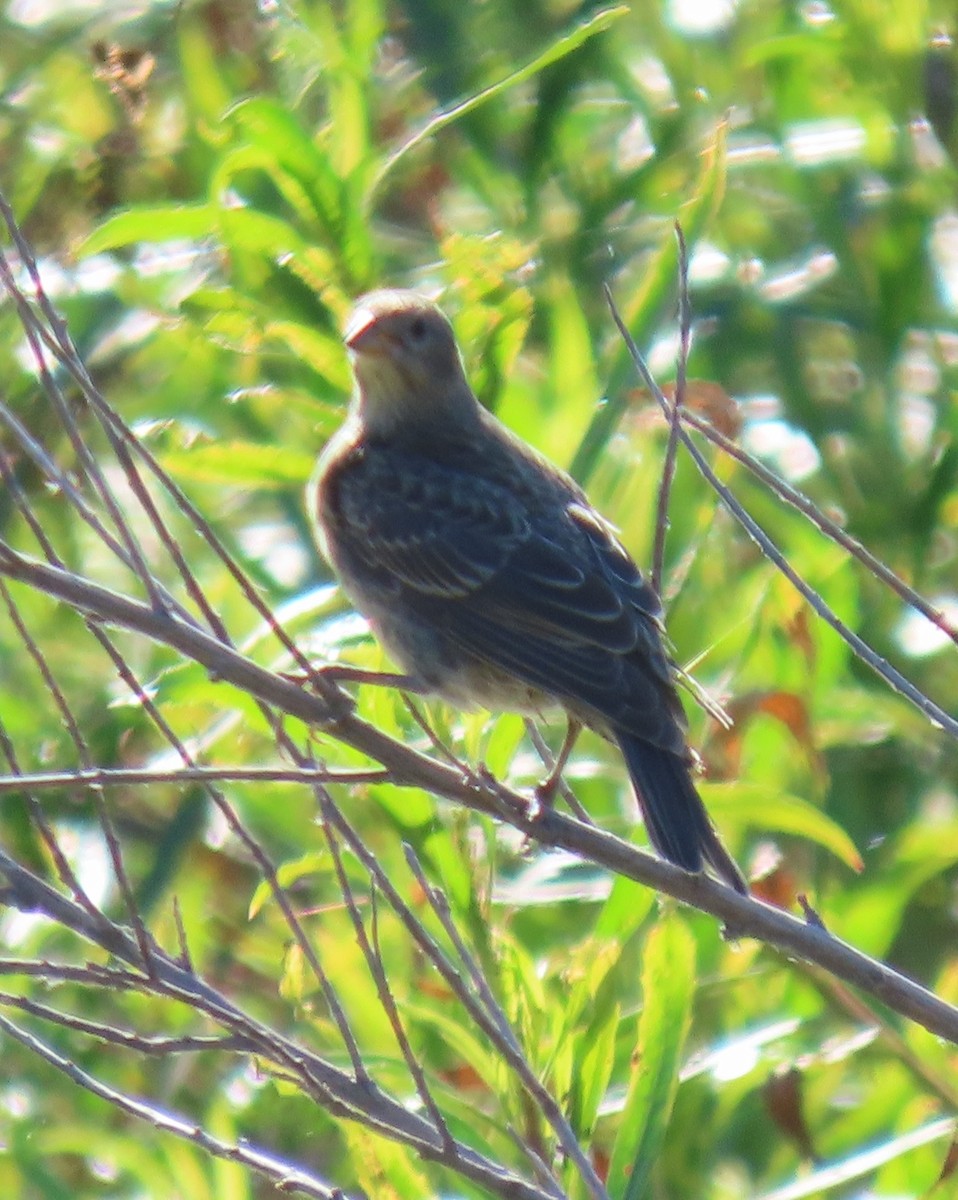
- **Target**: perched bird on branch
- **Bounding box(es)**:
[309,289,746,893]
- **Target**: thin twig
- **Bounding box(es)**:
[602,282,958,741]
[0,1011,351,1200]
[790,959,958,1110]
[401,693,470,772]
[678,405,958,647]
[0,192,329,692]
[0,580,100,921]
[0,249,167,616]
[0,847,552,1200]
[2,545,957,1044]
[0,993,253,1054]
[523,720,593,824]
[650,222,690,596]
[403,843,609,1200]
[0,765,390,793]
[0,960,144,988]
[316,801,586,1196]
[319,804,454,1150]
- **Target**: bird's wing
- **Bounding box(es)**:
[336,451,684,748]
[338,452,647,642]
[336,451,530,597]
[443,530,687,752]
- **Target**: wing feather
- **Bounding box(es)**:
[332,447,681,746]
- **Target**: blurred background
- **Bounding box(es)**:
[0,1,956,1197]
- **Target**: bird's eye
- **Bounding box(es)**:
[408,316,428,342]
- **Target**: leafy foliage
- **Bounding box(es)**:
[0,1,956,1198]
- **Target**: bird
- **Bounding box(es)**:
[308,288,747,894]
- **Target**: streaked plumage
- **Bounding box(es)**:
[309,289,746,893]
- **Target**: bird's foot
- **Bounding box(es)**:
[468,763,532,823]
[531,776,559,818]
[527,717,582,820]
[293,664,427,691]
[278,665,355,722]
[469,762,497,792]
[281,665,430,719]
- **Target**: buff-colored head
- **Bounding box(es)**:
[343,290,478,437]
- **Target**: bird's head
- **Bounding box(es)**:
[343,290,479,438]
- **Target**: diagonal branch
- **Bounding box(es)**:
[1,544,957,1044]
[0,845,556,1200]
[603,280,958,742]
[0,1011,353,1200]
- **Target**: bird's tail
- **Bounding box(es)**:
[615,731,747,894]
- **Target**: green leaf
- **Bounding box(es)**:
[216,205,311,258]
[159,441,316,487]
[227,96,344,232]
[607,913,696,1200]
[570,1000,620,1142]
[342,1124,433,1200]
[594,875,656,941]
[178,15,233,123]
[77,204,217,256]
[703,781,864,872]
[265,320,351,388]
[546,273,600,432]
[572,118,728,485]
[249,852,328,919]
[367,4,629,206]
[401,1000,502,1092]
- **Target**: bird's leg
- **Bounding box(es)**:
[321,665,430,690]
[284,664,430,692]
[533,717,582,814]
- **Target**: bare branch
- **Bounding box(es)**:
[677,405,958,648]
[0,992,254,1054]
[402,842,608,1200]
[2,544,957,1044]
[0,765,390,793]
[0,1011,351,1200]
[320,807,455,1150]
[602,282,958,741]
[651,222,690,596]
[0,847,556,1200]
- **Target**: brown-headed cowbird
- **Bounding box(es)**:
[309,289,747,893]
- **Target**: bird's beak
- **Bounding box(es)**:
[344,306,391,355]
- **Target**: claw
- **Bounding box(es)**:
[533,718,581,814]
